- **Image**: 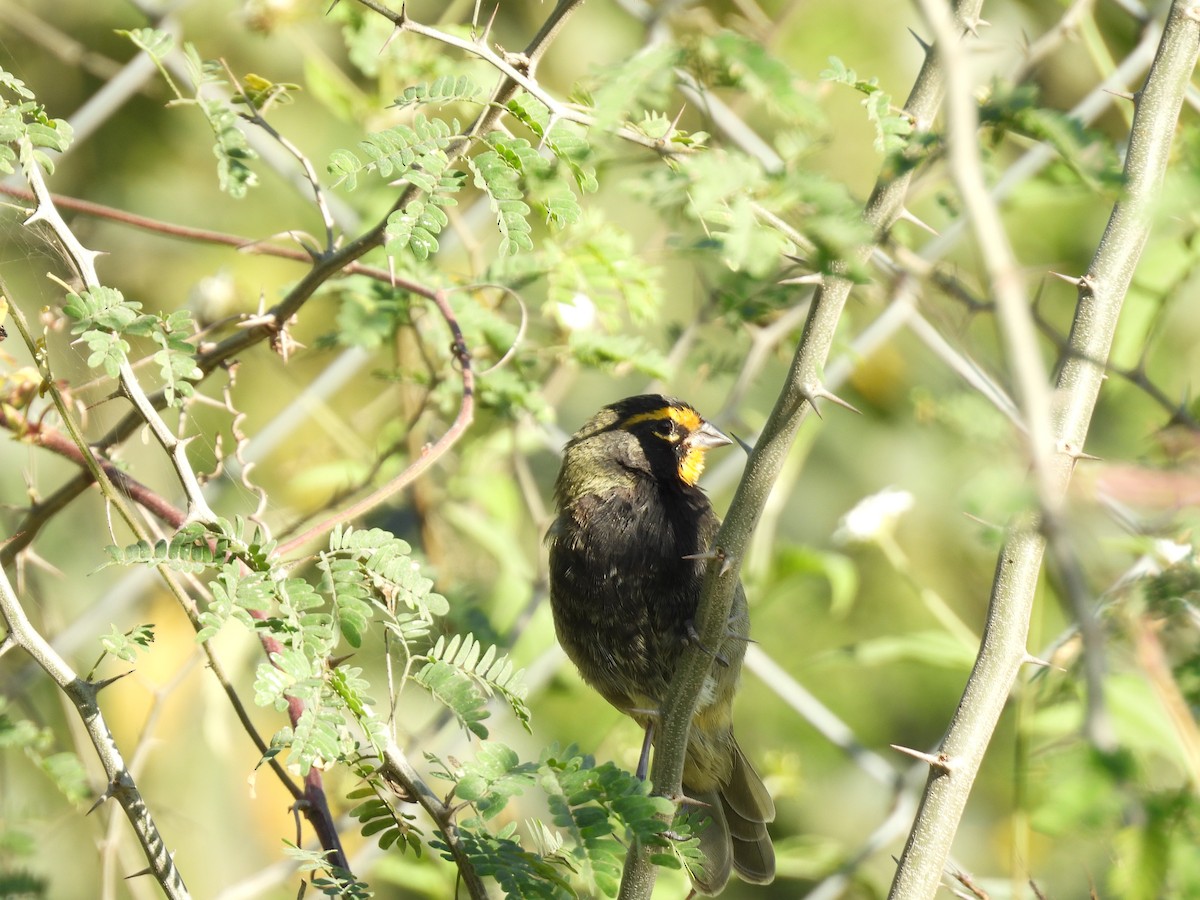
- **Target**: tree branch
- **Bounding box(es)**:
[0,564,191,899]
[888,2,1200,896]
[618,0,985,894]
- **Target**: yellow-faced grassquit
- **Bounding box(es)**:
[547,394,775,894]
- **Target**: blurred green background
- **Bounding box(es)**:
[3,0,1200,898]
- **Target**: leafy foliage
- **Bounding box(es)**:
[117,27,176,63]
[980,81,1125,192]
[446,826,575,899]
[328,115,459,190]
[384,169,466,260]
[347,783,423,853]
[325,525,449,620]
[0,66,73,174]
[685,30,818,122]
[424,744,675,898]
[821,56,913,153]
[108,522,455,774]
[0,870,47,898]
[469,146,534,257]
[120,28,261,197]
[0,697,88,808]
[98,623,156,665]
[393,75,486,109]
[504,96,599,195]
[63,286,201,403]
[104,526,220,573]
[536,750,673,896]
[184,49,261,197]
[415,634,530,738]
[283,842,374,900]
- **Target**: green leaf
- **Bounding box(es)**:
[772,546,859,618]
[416,659,491,738]
[349,785,422,853]
[980,81,1124,192]
[443,827,575,899]
[0,67,74,173]
[99,623,156,663]
[105,525,222,573]
[838,630,976,670]
[40,752,90,806]
[819,56,910,154]
[81,330,129,377]
[422,634,531,732]
[393,74,485,109]
[566,332,667,379]
[469,149,533,256]
[328,115,457,190]
[203,96,258,197]
[536,749,672,896]
[454,742,539,820]
[685,31,819,124]
[116,27,176,60]
[63,286,142,333]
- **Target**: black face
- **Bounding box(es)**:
[557,394,728,507]
[622,411,693,484]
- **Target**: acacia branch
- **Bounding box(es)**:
[0,556,191,898]
[87,0,586,467]
[888,1,1200,897]
[377,742,489,900]
[3,290,317,835]
[274,287,474,557]
[22,151,218,524]
[617,1,984,895]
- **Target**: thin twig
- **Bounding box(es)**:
[22,150,217,523]
[220,61,339,254]
[378,742,490,900]
[274,288,474,557]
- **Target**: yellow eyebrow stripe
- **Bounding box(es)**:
[622,406,702,432]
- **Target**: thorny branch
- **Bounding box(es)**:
[618,0,986,896]
[0,563,192,899]
[3,4,591,895]
[888,1,1200,897]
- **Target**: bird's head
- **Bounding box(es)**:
[557,395,732,503]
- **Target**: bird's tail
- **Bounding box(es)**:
[684,738,775,894]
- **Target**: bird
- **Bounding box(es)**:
[546,394,775,894]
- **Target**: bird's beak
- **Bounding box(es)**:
[689,419,733,451]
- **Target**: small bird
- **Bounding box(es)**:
[547,394,775,894]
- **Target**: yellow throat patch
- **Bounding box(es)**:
[622,405,710,486]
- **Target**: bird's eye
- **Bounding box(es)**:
[652,418,680,441]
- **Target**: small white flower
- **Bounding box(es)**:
[1112,538,1193,590]
[1154,539,1193,567]
[553,292,597,332]
[834,487,914,545]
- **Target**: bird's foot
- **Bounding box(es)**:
[636,721,654,781]
[684,619,729,668]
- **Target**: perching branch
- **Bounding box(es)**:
[617,0,985,895]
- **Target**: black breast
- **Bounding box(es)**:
[548,476,717,710]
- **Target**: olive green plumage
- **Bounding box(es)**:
[547,394,775,894]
